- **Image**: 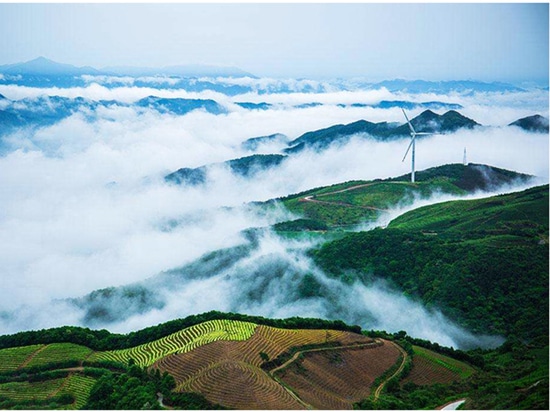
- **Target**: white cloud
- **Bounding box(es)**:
[0,84,547,347]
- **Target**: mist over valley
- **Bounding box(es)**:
[0,64,547,354]
[0,3,548,409]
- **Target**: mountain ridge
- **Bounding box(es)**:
[0,57,254,78]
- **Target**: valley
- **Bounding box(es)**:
[0,50,547,410]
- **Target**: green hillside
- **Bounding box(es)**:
[277,163,532,230]
[314,185,549,341]
[0,313,546,409]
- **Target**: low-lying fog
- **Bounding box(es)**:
[0,84,547,350]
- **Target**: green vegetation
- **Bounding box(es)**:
[0,344,44,373]
[26,343,92,368]
[91,319,257,367]
[0,313,546,409]
[62,374,97,409]
[84,360,222,410]
[355,333,548,410]
[466,339,549,409]
[277,164,530,230]
[413,345,474,379]
[273,218,328,232]
[0,311,361,352]
[315,185,548,341]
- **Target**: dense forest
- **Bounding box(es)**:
[314,185,549,341]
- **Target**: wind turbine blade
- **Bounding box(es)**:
[402,137,414,162]
[401,108,411,123]
[401,108,416,134]
[415,132,432,135]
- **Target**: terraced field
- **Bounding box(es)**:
[25,343,93,368]
[0,377,66,402]
[90,319,256,367]
[275,340,401,409]
[153,324,388,409]
[403,346,475,386]
[0,344,44,372]
[61,374,97,409]
[186,360,303,409]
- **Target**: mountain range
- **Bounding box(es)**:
[0,58,542,96]
[0,57,253,78]
[164,109,550,186]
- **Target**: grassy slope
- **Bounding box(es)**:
[314,185,549,341]
[277,163,530,230]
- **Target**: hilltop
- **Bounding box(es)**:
[509,114,549,133]
[165,154,287,185]
[284,110,479,153]
[276,163,532,231]
[0,311,546,410]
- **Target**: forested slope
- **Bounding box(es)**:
[314,185,549,340]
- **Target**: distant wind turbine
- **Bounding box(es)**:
[401,109,433,183]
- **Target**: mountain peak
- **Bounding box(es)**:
[509,114,549,133]
[0,56,100,76]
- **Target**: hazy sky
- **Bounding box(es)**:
[0,3,548,82]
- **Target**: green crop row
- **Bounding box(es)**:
[60,374,97,409]
[413,346,474,379]
[91,319,257,367]
[26,343,93,368]
[0,378,65,401]
[0,344,44,373]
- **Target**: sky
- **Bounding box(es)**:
[0,2,548,83]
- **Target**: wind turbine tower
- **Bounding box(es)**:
[401,109,432,183]
[463,147,468,166]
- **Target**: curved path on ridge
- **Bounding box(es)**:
[268,339,384,409]
[372,341,408,401]
[299,183,390,212]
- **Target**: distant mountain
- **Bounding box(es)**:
[284,110,479,153]
[0,95,229,141]
[241,133,289,151]
[235,102,273,110]
[136,96,226,115]
[102,63,255,78]
[0,56,100,76]
[509,114,549,133]
[372,100,463,110]
[370,79,525,94]
[389,109,479,136]
[285,120,394,154]
[165,154,287,186]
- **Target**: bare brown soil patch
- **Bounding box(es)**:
[274,340,401,410]
[152,325,374,409]
[402,355,460,386]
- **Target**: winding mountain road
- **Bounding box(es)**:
[268,339,384,409]
[372,341,409,401]
[299,182,390,212]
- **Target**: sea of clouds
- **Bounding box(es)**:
[0,81,547,349]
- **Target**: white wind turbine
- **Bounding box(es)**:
[401,108,433,183]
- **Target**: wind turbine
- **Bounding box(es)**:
[401,109,432,183]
